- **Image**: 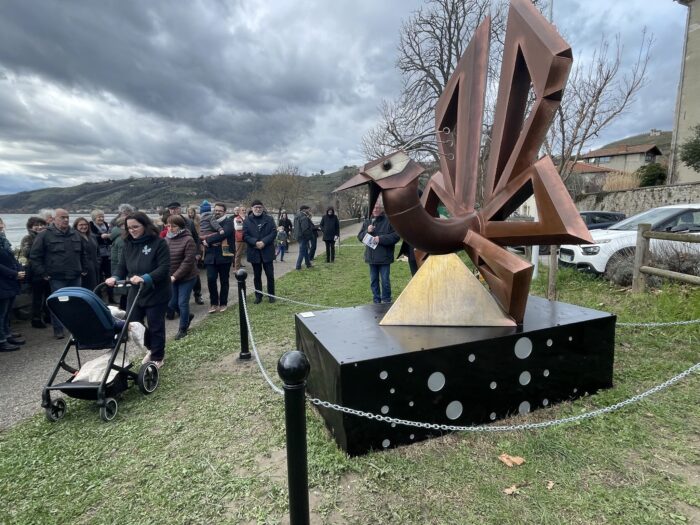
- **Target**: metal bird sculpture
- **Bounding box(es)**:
[336,0,592,323]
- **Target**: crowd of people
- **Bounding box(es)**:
[0,200,353,365]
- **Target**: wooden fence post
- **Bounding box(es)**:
[632,223,651,293]
[547,245,559,300]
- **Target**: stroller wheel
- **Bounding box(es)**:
[45,398,66,422]
[99,397,118,422]
[137,363,159,395]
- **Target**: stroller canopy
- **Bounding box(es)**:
[47,287,119,349]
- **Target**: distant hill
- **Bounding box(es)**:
[601,129,672,158]
[0,168,360,213]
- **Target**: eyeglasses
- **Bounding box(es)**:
[127,225,143,231]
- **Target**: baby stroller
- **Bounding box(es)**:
[42,282,159,422]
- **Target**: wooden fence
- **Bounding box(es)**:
[631,223,700,293]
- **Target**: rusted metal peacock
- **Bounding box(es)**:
[336,0,592,323]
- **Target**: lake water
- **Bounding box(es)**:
[0,214,118,248]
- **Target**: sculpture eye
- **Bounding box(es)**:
[365,152,411,181]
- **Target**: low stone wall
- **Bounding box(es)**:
[574,182,700,216]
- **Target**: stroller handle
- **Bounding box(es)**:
[94,280,143,294]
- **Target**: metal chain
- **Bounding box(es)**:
[252,289,339,310]
[617,319,700,327]
[308,362,700,432]
[240,293,284,395]
[241,291,699,431]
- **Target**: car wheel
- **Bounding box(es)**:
[604,248,636,286]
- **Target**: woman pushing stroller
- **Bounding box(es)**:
[105,212,171,369]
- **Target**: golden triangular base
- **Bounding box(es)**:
[380,253,516,327]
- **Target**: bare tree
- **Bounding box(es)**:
[543,32,652,184]
[253,164,308,218]
[362,0,527,163]
[363,0,650,199]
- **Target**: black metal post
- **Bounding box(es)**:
[277,351,311,525]
[235,269,251,361]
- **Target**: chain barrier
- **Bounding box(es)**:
[240,279,699,432]
[252,289,339,310]
[240,293,284,396]
[241,292,699,432]
[308,362,700,432]
[617,319,700,327]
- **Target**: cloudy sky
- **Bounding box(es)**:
[0,0,689,195]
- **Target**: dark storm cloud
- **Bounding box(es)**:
[0,0,690,194]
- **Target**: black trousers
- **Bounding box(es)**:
[324,240,335,262]
[206,261,232,306]
[252,261,275,299]
[31,280,51,321]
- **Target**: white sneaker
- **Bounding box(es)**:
[141,351,152,364]
[219,305,228,313]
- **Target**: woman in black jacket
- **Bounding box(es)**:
[0,218,26,351]
[319,207,340,263]
[74,217,100,291]
[106,212,171,368]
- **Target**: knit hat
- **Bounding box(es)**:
[251,199,263,207]
[200,200,211,214]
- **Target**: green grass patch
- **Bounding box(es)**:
[1,249,698,524]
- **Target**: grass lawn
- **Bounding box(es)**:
[1,245,698,524]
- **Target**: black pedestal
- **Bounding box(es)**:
[295,296,616,456]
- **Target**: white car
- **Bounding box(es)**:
[558,204,700,275]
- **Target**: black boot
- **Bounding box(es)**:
[7,337,25,345]
[0,341,20,352]
[194,294,204,305]
[174,329,187,340]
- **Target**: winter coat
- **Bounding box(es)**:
[243,213,277,263]
[0,244,21,300]
[320,214,340,242]
[89,221,112,258]
[357,214,400,265]
[29,224,87,281]
[203,216,235,265]
[110,226,124,274]
[278,216,293,237]
[294,213,314,242]
[166,229,198,282]
[80,234,100,290]
[19,231,42,282]
[113,234,171,307]
[233,214,245,242]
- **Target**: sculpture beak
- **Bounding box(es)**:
[334,172,372,192]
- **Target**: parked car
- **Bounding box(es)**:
[511,210,626,255]
[558,204,700,276]
[579,210,626,230]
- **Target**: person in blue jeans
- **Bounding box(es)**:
[357,199,400,304]
[294,205,314,270]
[164,215,198,339]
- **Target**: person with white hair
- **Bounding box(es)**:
[37,209,54,225]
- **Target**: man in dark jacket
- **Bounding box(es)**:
[244,199,276,304]
[294,205,314,270]
[201,203,235,313]
[357,199,400,304]
[29,208,88,338]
